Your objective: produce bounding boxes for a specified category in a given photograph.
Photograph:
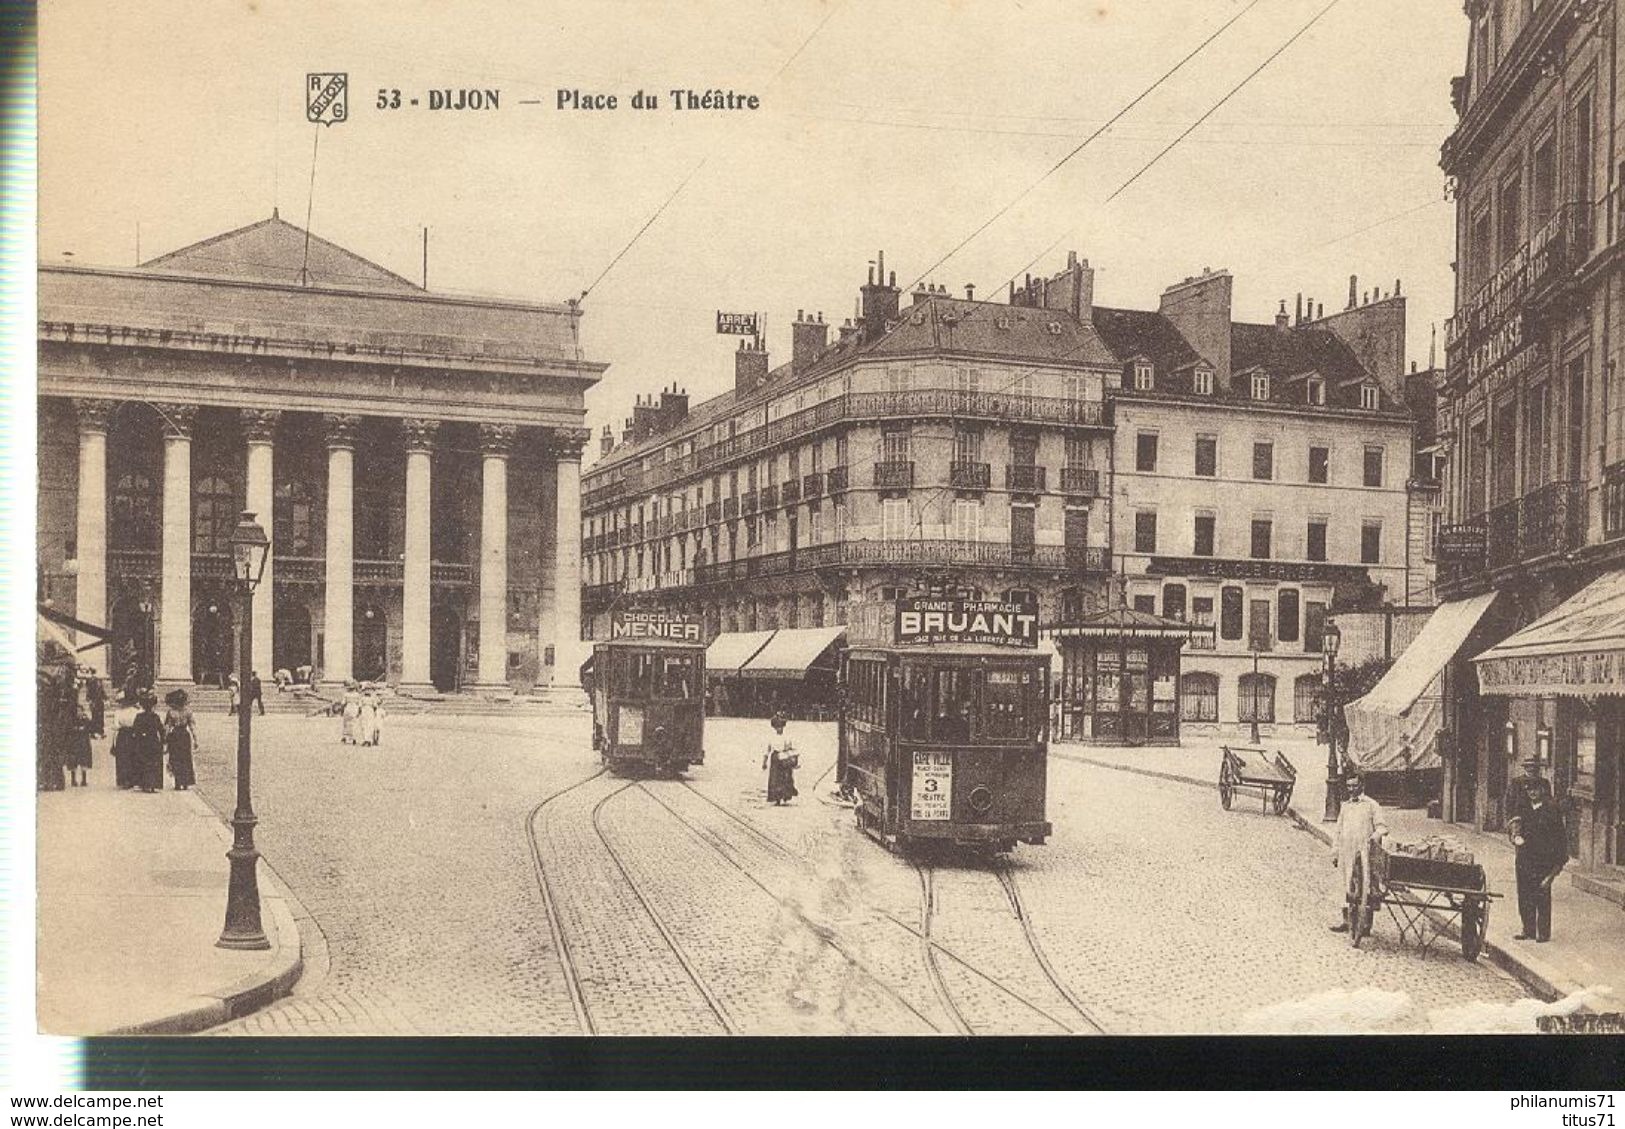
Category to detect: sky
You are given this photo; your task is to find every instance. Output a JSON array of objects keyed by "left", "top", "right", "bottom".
[{"left": 39, "top": 0, "right": 1468, "bottom": 463}]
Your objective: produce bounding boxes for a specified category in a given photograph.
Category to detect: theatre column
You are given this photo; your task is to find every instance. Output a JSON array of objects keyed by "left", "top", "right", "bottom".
[
  {"left": 551, "top": 427, "right": 591, "bottom": 691},
  {"left": 73, "top": 399, "right": 113, "bottom": 674},
  {"left": 476, "top": 423, "right": 516, "bottom": 692},
  {"left": 399, "top": 418, "right": 439, "bottom": 693},
  {"left": 323, "top": 414, "right": 360, "bottom": 685},
  {"left": 243, "top": 409, "right": 279, "bottom": 679},
  {"left": 157, "top": 404, "right": 197, "bottom": 684}
]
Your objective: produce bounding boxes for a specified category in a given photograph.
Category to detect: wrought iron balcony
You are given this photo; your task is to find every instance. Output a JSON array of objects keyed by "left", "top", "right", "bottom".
[
  {"left": 1064, "top": 545, "right": 1112, "bottom": 573},
  {"left": 1487, "top": 500, "right": 1521, "bottom": 573},
  {"left": 803, "top": 472, "right": 824, "bottom": 500},
  {"left": 1606, "top": 461, "right": 1625, "bottom": 541},
  {"left": 1519, "top": 480, "right": 1588, "bottom": 563},
  {"left": 874, "top": 461, "right": 914, "bottom": 489},
  {"left": 950, "top": 461, "right": 991, "bottom": 489},
  {"left": 781, "top": 479, "right": 801, "bottom": 504},
  {"left": 1006, "top": 464, "right": 1046, "bottom": 492},
  {"left": 827, "top": 465, "right": 849, "bottom": 493},
  {"left": 1059, "top": 466, "right": 1101, "bottom": 496},
  {"left": 583, "top": 579, "right": 625, "bottom": 613}
]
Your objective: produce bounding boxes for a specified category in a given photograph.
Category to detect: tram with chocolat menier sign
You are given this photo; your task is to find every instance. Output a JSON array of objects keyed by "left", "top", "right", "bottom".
[
  {"left": 585, "top": 611, "right": 706, "bottom": 777},
  {"left": 838, "top": 596, "right": 1052, "bottom": 852}
]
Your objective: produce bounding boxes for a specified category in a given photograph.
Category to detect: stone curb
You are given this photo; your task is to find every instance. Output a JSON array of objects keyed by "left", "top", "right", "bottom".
[
  {"left": 1058, "top": 752, "right": 1586, "bottom": 1006},
  {"left": 105, "top": 789, "right": 306, "bottom": 1036}
]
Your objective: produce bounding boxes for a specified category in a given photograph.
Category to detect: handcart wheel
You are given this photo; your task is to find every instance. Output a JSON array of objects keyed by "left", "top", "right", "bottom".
[
  {"left": 1460, "top": 899, "right": 1486, "bottom": 962},
  {"left": 1348, "top": 856, "right": 1367, "bottom": 948},
  {"left": 1272, "top": 785, "right": 1292, "bottom": 816},
  {"left": 1219, "top": 764, "right": 1235, "bottom": 810}
]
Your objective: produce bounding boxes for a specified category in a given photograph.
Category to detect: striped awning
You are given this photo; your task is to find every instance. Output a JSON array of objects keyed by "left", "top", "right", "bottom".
[{"left": 1474, "top": 570, "right": 1625, "bottom": 697}]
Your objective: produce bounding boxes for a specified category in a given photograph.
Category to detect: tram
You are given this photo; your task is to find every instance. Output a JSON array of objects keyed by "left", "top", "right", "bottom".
[
  {"left": 838, "top": 595, "right": 1052, "bottom": 851},
  {"left": 585, "top": 611, "right": 706, "bottom": 777}
]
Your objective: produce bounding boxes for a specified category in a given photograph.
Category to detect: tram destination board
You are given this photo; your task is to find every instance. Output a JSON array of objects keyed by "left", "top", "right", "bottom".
[
  {"left": 610, "top": 610, "right": 702, "bottom": 642},
  {"left": 911, "top": 750, "right": 953, "bottom": 820},
  {"left": 895, "top": 598, "right": 1039, "bottom": 649}
]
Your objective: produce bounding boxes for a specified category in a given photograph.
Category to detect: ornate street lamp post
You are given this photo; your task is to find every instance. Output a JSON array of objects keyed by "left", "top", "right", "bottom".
[
  {"left": 1322, "top": 620, "right": 1344, "bottom": 823},
  {"left": 218, "top": 511, "right": 271, "bottom": 950}
]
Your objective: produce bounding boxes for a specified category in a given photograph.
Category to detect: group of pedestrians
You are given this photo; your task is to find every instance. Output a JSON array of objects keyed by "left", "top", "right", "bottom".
[
  {"left": 107, "top": 687, "right": 198, "bottom": 793},
  {"left": 225, "top": 672, "right": 265, "bottom": 716},
  {"left": 36, "top": 646, "right": 105, "bottom": 791},
  {"left": 338, "top": 681, "right": 386, "bottom": 747}
]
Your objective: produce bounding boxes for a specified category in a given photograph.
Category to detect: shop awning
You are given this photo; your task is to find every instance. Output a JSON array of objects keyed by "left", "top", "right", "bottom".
[
  {"left": 1473, "top": 570, "right": 1625, "bottom": 697},
  {"left": 739, "top": 626, "right": 845, "bottom": 680},
  {"left": 1049, "top": 606, "right": 1214, "bottom": 641},
  {"left": 37, "top": 603, "right": 114, "bottom": 655},
  {"left": 1343, "top": 592, "right": 1497, "bottom": 773},
  {"left": 705, "top": 629, "right": 776, "bottom": 676}
]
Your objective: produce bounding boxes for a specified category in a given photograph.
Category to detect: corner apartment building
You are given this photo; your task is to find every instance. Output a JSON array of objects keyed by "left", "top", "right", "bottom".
[
  {"left": 580, "top": 253, "right": 1120, "bottom": 639},
  {"left": 1097, "top": 270, "right": 1427, "bottom": 737},
  {"left": 1434, "top": 0, "right": 1625, "bottom": 881}
]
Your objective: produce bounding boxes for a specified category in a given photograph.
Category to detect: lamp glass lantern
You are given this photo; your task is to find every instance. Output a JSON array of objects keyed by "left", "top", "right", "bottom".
[
  {"left": 1324, "top": 620, "right": 1341, "bottom": 662},
  {"left": 229, "top": 511, "right": 271, "bottom": 592}
]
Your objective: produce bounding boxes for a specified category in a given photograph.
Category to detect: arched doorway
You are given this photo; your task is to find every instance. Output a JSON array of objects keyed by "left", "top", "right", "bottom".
[
  {"left": 274, "top": 598, "right": 313, "bottom": 674},
  {"left": 108, "top": 593, "right": 155, "bottom": 692},
  {"left": 431, "top": 603, "right": 462, "bottom": 692},
  {"left": 192, "top": 594, "right": 234, "bottom": 687},
  {"left": 354, "top": 600, "right": 388, "bottom": 683}
]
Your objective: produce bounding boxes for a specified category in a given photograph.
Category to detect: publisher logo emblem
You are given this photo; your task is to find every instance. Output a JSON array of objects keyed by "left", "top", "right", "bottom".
[{"left": 306, "top": 73, "right": 348, "bottom": 125}]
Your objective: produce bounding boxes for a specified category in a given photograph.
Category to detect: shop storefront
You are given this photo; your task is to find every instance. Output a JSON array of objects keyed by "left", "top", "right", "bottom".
[{"left": 1472, "top": 569, "right": 1625, "bottom": 875}]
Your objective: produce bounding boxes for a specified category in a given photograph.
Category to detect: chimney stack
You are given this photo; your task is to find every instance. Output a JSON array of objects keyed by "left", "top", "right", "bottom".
[
  {"left": 792, "top": 308, "right": 830, "bottom": 375},
  {"left": 1347, "top": 274, "right": 1358, "bottom": 311},
  {"left": 599, "top": 424, "right": 613, "bottom": 457},
  {"left": 1275, "top": 300, "right": 1290, "bottom": 331},
  {"left": 1295, "top": 292, "right": 1304, "bottom": 325},
  {"left": 859, "top": 250, "right": 901, "bottom": 342},
  {"left": 965, "top": 283, "right": 976, "bottom": 301},
  {"left": 735, "top": 335, "right": 770, "bottom": 396}
]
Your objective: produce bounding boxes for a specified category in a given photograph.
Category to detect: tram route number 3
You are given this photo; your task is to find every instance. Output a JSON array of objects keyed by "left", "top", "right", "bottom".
[{"left": 911, "top": 751, "right": 953, "bottom": 821}]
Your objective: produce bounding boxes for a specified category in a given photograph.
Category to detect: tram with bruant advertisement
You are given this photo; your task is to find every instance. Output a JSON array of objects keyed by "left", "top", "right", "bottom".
[
  {"left": 838, "top": 595, "right": 1052, "bottom": 852},
  {"left": 584, "top": 611, "right": 706, "bottom": 777}
]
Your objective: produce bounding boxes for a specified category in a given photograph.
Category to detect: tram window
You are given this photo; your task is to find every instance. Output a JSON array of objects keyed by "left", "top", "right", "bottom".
[
  {"left": 982, "top": 667, "right": 1036, "bottom": 741},
  {"left": 659, "top": 655, "right": 696, "bottom": 699},
  {"left": 933, "top": 668, "right": 972, "bottom": 743},
  {"left": 898, "top": 665, "right": 932, "bottom": 740}
]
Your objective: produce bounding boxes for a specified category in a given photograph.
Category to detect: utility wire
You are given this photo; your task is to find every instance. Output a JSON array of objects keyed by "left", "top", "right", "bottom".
[
  {"left": 905, "top": 0, "right": 1264, "bottom": 292},
  {"left": 1001, "top": 0, "right": 1344, "bottom": 294},
  {"left": 1104, "top": 0, "right": 1342, "bottom": 204},
  {"left": 579, "top": 160, "right": 707, "bottom": 302}
]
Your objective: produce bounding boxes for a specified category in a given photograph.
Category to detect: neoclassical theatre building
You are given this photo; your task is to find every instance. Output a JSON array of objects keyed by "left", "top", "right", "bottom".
[{"left": 37, "top": 215, "right": 603, "bottom": 694}]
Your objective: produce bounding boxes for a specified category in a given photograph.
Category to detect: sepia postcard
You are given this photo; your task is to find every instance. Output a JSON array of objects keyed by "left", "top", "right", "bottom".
[{"left": 28, "top": 0, "right": 1625, "bottom": 1057}]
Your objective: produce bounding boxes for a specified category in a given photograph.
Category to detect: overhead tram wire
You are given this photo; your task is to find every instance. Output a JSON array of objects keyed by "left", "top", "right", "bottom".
[
  {"left": 903, "top": 0, "right": 1265, "bottom": 293},
  {"left": 574, "top": 4, "right": 844, "bottom": 304},
  {"left": 998, "top": 0, "right": 1345, "bottom": 302},
  {"left": 1102, "top": 0, "right": 1342, "bottom": 205}
]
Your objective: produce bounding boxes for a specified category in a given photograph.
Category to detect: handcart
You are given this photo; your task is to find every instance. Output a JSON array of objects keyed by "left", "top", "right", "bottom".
[
  {"left": 1348, "top": 840, "right": 1500, "bottom": 961},
  {"left": 1218, "top": 745, "right": 1297, "bottom": 816}
]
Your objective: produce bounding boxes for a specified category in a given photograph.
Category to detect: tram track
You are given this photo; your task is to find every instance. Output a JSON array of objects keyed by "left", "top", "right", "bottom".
[
  {"left": 523, "top": 766, "right": 606, "bottom": 1035},
  {"left": 526, "top": 766, "right": 736, "bottom": 1035},
  {"left": 676, "top": 777, "right": 1107, "bottom": 1034}
]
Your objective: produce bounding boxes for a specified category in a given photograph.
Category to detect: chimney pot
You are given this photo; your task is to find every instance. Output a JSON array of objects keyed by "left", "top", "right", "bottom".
[
  {"left": 1348, "top": 274, "right": 1358, "bottom": 310},
  {"left": 1395, "top": 278, "right": 1402, "bottom": 295},
  {"left": 965, "top": 283, "right": 975, "bottom": 301},
  {"left": 1317, "top": 302, "right": 1324, "bottom": 319}
]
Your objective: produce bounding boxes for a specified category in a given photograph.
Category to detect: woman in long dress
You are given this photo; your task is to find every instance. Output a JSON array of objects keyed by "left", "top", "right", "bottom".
[
  {"left": 63, "top": 671, "right": 95, "bottom": 787},
  {"left": 357, "top": 692, "right": 378, "bottom": 747},
  {"left": 130, "top": 691, "right": 166, "bottom": 793},
  {"left": 110, "top": 692, "right": 140, "bottom": 789},
  {"left": 340, "top": 682, "right": 362, "bottom": 744},
  {"left": 163, "top": 688, "right": 197, "bottom": 790}
]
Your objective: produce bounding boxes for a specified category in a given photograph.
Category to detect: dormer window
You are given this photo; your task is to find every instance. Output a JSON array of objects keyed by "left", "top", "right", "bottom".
[
  {"left": 1193, "top": 368, "right": 1214, "bottom": 396},
  {"left": 1251, "top": 373, "right": 1270, "bottom": 401},
  {"left": 1134, "top": 361, "right": 1154, "bottom": 391},
  {"left": 1306, "top": 377, "right": 1325, "bottom": 406},
  {"left": 1360, "top": 383, "right": 1380, "bottom": 410}
]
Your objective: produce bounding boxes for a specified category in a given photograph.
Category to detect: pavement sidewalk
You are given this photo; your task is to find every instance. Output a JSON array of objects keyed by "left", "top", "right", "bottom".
[
  {"left": 36, "top": 760, "right": 303, "bottom": 1035},
  {"left": 1056, "top": 738, "right": 1624, "bottom": 1012}
]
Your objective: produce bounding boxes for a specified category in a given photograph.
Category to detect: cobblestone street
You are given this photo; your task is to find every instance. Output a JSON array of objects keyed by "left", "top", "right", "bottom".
[{"left": 190, "top": 713, "right": 1528, "bottom": 1035}]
